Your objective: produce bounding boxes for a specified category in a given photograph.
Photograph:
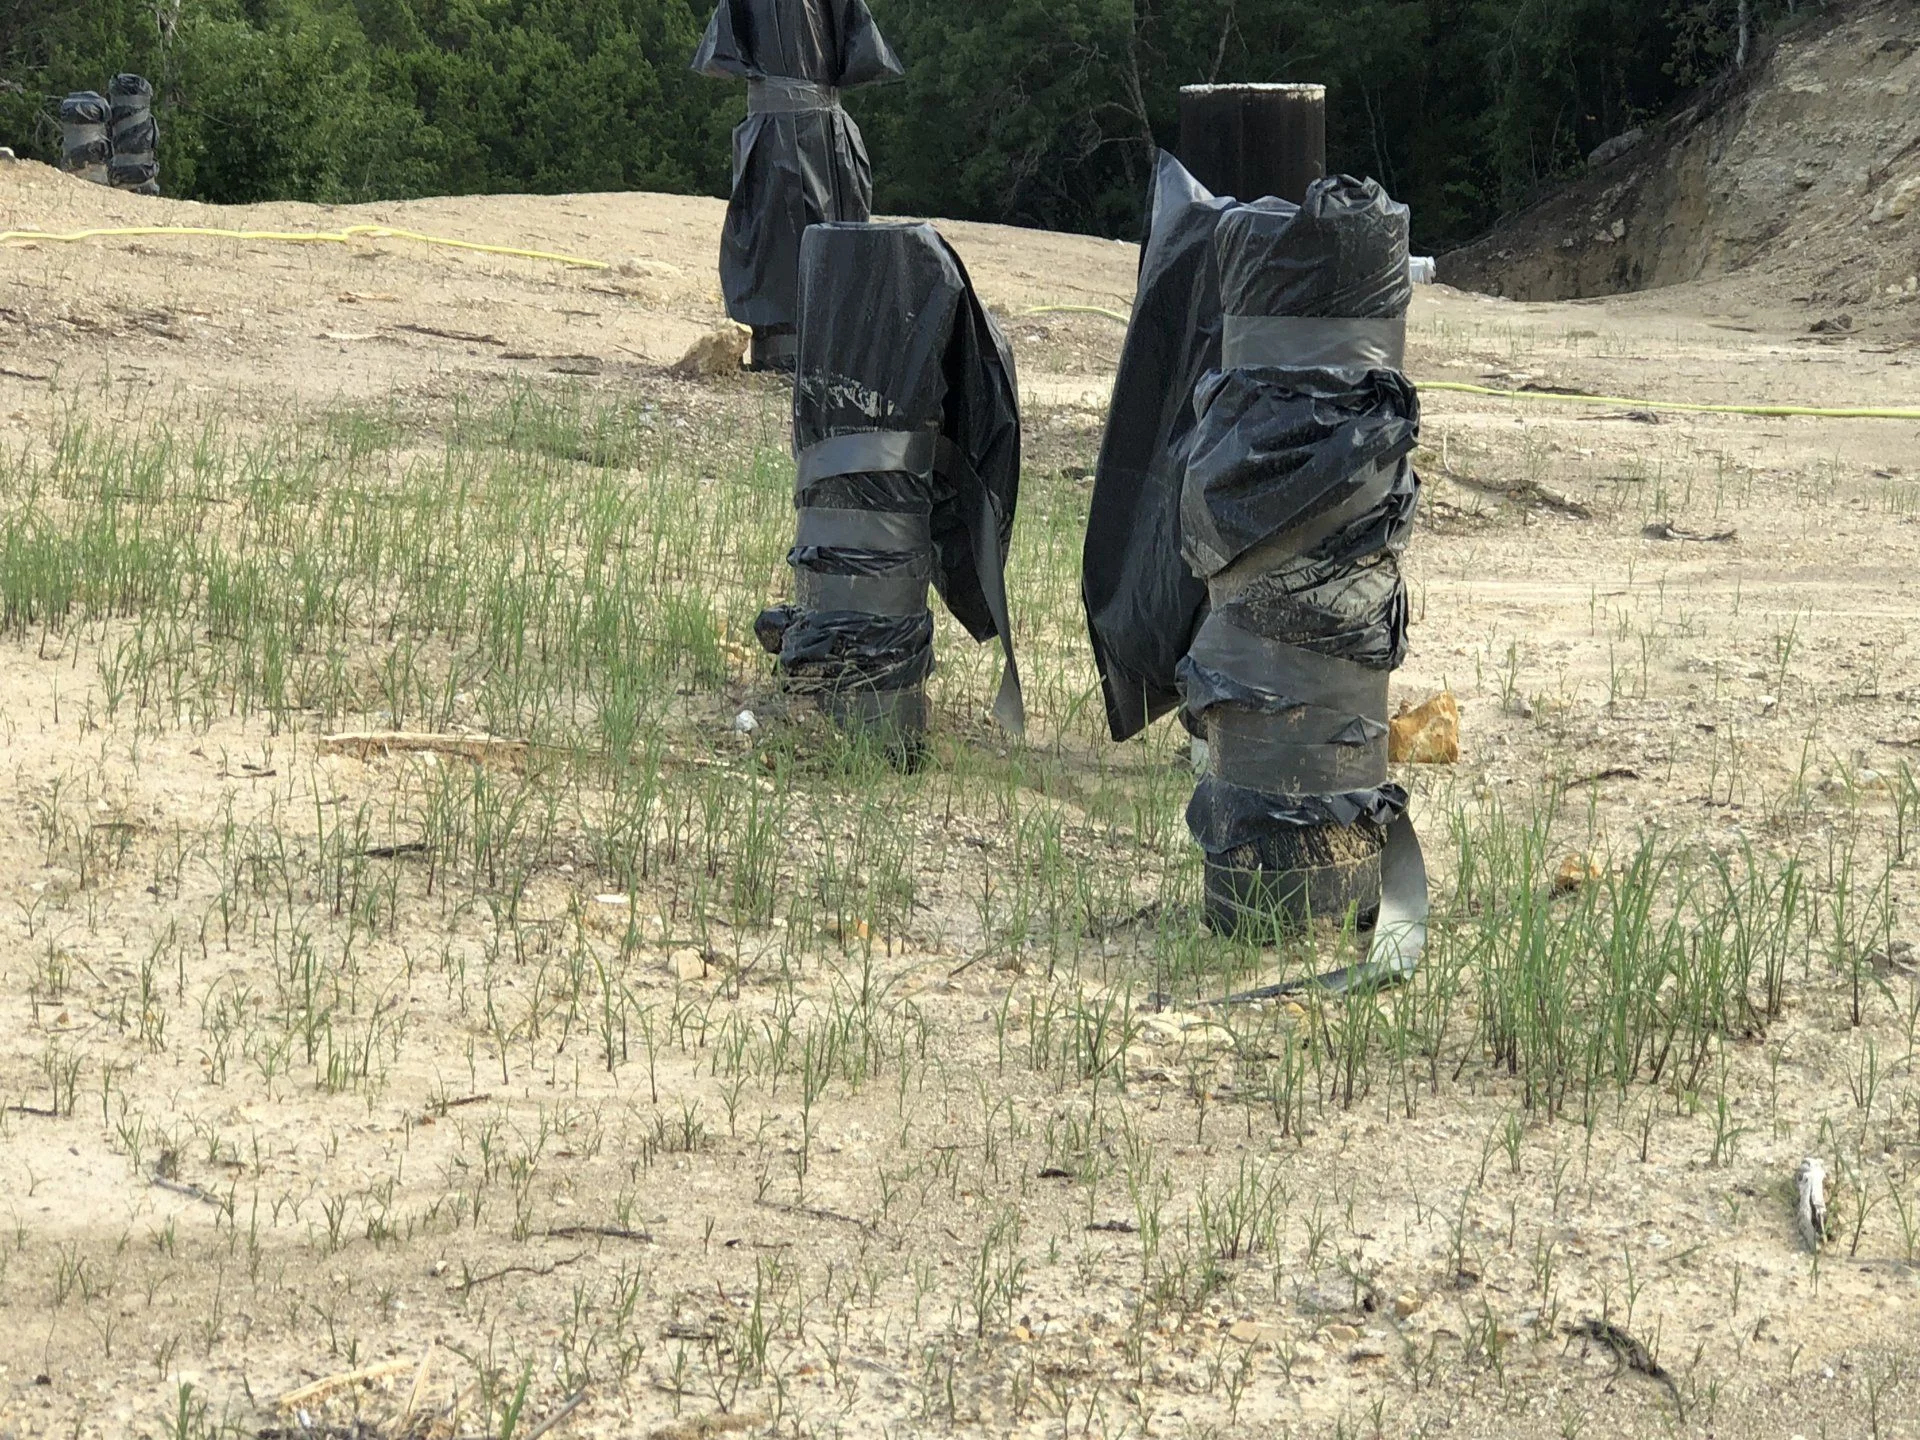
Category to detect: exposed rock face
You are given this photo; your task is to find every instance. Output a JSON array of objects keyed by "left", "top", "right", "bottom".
[{"left": 1442, "top": 2, "right": 1920, "bottom": 319}]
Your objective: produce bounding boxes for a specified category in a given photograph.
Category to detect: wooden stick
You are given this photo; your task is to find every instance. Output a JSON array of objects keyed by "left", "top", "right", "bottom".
[
  {"left": 277, "top": 1358, "right": 414, "bottom": 1409},
  {"left": 318, "top": 732, "right": 531, "bottom": 767}
]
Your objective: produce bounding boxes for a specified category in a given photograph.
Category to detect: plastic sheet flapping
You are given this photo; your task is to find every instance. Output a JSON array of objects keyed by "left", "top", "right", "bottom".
[
  {"left": 1082, "top": 152, "right": 1231, "bottom": 741},
  {"left": 778, "top": 221, "right": 1025, "bottom": 732},
  {"left": 693, "top": 0, "right": 904, "bottom": 333}
]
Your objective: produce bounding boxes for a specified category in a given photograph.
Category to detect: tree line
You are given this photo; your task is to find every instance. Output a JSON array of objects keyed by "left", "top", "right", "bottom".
[{"left": 0, "top": 0, "right": 1819, "bottom": 252}]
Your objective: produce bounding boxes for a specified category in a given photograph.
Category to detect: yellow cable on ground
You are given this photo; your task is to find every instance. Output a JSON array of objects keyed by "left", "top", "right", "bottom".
[
  {"left": 0, "top": 222, "right": 611, "bottom": 271},
  {"left": 1024, "top": 304, "right": 1135, "bottom": 326}
]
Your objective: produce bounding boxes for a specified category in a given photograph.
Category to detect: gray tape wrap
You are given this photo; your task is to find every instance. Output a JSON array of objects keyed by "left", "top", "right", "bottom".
[
  {"left": 1222, "top": 316, "right": 1407, "bottom": 373},
  {"left": 748, "top": 79, "right": 843, "bottom": 115},
  {"left": 1185, "top": 611, "right": 1388, "bottom": 725},
  {"left": 795, "top": 507, "right": 931, "bottom": 553},
  {"left": 1207, "top": 708, "right": 1388, "bottom": 794},
  {"left": 795, "top": 430, "right": 937, "bottom": 492},
  {"left": 797, "top": 563, "right": 930, "bottom": 617}
]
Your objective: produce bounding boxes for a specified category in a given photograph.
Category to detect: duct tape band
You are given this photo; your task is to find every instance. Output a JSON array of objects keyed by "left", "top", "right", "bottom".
[
  {"left": 795, "top": 430, "right": 937, "bottom": 492},
  {"left": 1184, "top": 610, "right": 1387, "bottom": 725},
  {"left": 61, "top": 127, "right": 110, "bottom": 165},
  {"left": 799, "top": 572, "right": 929, "bottom": 616},
  {"left": 795, "top": 507, "right": 931, "bottom": 553},
  {"left": 1222, "top": 316, "right": 1407, "bottom": 373},
  {"left": 1202, "top": 816, "right": 1428, "bottom": 1000},
  {"left": 1208, "top": 460, "right": 1402, "bottom": 596},
  {"left": 749, "top": 79, "right": 843, "bottom": 115},
  {"left": 1206, "top": 707, "right": 1388, "bottom": 794},
  {"left": 935, "top": 437, "right": 1026, "bottom": 738}
]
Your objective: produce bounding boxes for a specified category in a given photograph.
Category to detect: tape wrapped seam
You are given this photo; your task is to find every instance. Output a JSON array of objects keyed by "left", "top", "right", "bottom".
[
  {"left": 1188, "top": 776, "right": 1408, "bottom": 858},
  {"left": 755, "top": 606, "right": 933, "bottom": 694},
  {"left": 749, "top": 78, "right": 843, "bottom": 114}
]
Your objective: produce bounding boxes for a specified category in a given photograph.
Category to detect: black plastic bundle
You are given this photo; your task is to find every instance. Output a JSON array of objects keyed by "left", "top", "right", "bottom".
[
  {"left": 59, "top": 93, "right": 111, "bottom": 184},
  {"left": 692, "top": 0, "right": 904, "bottom": 370},
  {"left": 108, "top": 74, "right": 159, "bottom": 194},
  {"left": 1178, "top": 174, "right": 1420, "bottom": 936},
  {"left": 757, "top": 221, "right": 1024, "bottom": 751}
]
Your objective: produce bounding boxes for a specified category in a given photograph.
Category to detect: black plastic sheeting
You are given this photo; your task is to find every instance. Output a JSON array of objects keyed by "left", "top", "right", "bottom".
[
  {"left": 1178, "top": 172, "right": 1419, "bottom": 867},
  {"left": 1082, "top": 152, "right": 1229, "bottom": 741},
  {"left": 1214, "top": 185, "right": 1410, "bottom": 320},
  {"left": 59, "top": 93, "right": 111, "bottom": 171},
  {"left": 761, "top": 220, "right": 1024, "bottom": 731},
  {"left": 1188, "top": 777, "right": 1407, "bottom": 856},
  {"left": 693, "top": 0, "right": 903, "bottom": 334},
  {"left": 107, "top": 74, "right": 159, "bottom": 193},
  {"left": 755, "top": 606, "right": 934, "bottom": 694}
]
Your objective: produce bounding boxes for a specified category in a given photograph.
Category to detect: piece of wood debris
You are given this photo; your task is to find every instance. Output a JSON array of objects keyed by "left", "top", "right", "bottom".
[
  {"left": 318, "top": 732, "right": 530, "bottom": 767},
  {"left": 1642, "top": 521, "right": 1737, "bottom": 543},
  {"left": 277, "top": 1359, "right": 416, "bottom": 1409},
  {"left": 1571, "top": 1318, "right": 1682, "bottom": 1412},
  {"left": 650, "top": 1413, "right": 767, "bottom": 1440},
  {"left": 393, "top": 322, "right": 506, "bottom": 346}
]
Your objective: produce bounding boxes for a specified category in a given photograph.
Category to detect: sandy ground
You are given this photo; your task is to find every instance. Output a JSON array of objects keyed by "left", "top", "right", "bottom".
[{"left": 2, "top": 158, "right": 1920, "bottom": 1439}]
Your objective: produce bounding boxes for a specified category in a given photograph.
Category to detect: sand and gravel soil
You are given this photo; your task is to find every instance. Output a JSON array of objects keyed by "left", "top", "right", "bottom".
[{"left": 2, "top": 157, "right": 1919, "bottom": 1439}]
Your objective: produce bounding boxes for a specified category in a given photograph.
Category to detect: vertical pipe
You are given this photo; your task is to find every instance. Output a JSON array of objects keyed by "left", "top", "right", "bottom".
[
  {"left": 58, "top": 93, "right": 112, "bottom": 187},
  {"left": 1177, "top": 83, "right": 1326, "bottom": 204},
  {"left": 107, "top": 75, "right": 160, "bottom": 195}
]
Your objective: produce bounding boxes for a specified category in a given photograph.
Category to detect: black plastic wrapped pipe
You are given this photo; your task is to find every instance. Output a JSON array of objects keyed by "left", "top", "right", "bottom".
[
  {"left": 692, "top": 0, "right": 904, "bottom": 371},
  {"left": 1177, "top": 83, "right": 1326, "bottom": 208},
  {"left": 757, "top": 221, "right": 1025, "bottom": 755},
  {"left": 59, "top": 93, "right": 111, "bottom": 186},
  {"left": 107, "top": 75, "right": 159, "bottom": 195},
  {"left": 1178, "top": 175, "right": 1420, "bottom": 941}
]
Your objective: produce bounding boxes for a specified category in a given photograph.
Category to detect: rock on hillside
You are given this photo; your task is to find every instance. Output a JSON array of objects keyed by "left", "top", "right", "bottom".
[{"left": 1442, "top": 0, "right": 1920, "bottom": 325}]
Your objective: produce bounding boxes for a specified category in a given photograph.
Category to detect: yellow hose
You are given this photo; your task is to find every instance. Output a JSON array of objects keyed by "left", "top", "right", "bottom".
[
  {"left": 5, "top": 226, "right": 1914, "bottom": 420},
  {"left": 0, "top": 222, "right": 611, "bottom": 271}
]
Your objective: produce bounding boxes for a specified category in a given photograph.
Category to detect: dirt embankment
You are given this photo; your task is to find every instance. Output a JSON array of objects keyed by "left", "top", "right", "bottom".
[{"left": 1442, "top": 0, "right": 1920, "bottom": 332}]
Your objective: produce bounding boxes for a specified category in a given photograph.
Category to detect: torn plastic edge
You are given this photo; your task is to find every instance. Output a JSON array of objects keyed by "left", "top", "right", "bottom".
[{"left": 936, "top": 437, "right": 1025, "bottom": 739}]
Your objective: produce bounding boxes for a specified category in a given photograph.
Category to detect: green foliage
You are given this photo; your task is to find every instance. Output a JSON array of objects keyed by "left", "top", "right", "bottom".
[
  {"left": 0, "top": 0, "right": 734, "bottom": 205},
  {"left": 0, "top": 0, "right": 1818, "bottom": 248}
]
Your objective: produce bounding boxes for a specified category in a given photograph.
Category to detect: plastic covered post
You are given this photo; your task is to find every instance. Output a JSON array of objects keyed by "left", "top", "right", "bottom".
[
  {"left": 1177, "top": 83, "right": 1326, "bottom": 206},
  {"left": 691, "top": 2, "right": 906, "bottom": 368},
  {"left": 58, "top": 93, "right": 111, "bottom": 187},
  {"left": 757, "top": 221, "right": 1026, "bottom": 760},
  {"left": 1176, "top": 176, "right": 1419, "bottom": 938},
  {"left": 107, "top": 75, "right": 159, "bottom": 195}
]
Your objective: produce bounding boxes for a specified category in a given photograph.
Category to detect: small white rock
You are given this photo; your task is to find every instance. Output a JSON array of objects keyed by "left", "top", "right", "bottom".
[{"left": 732, "top": 709, "right": 760, "bottom": 735}]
